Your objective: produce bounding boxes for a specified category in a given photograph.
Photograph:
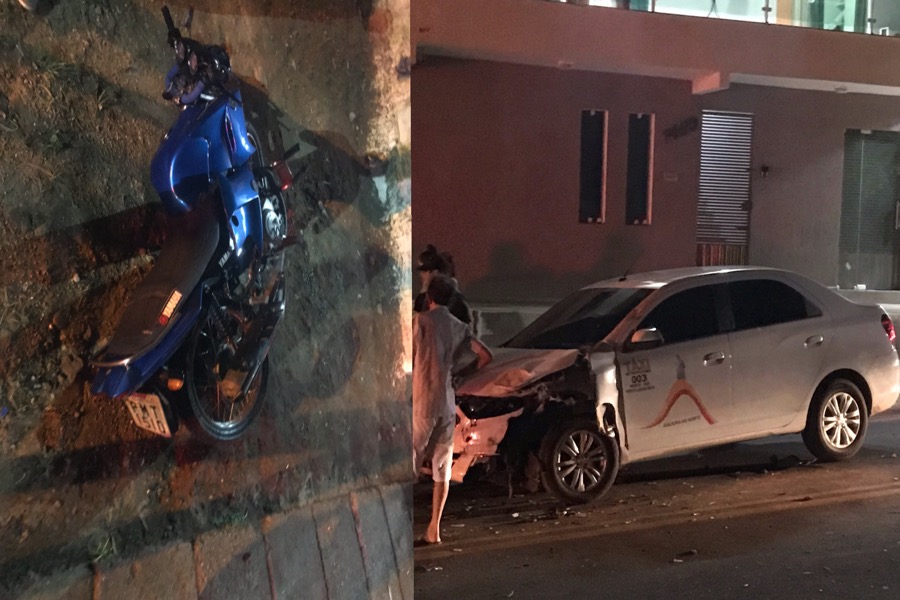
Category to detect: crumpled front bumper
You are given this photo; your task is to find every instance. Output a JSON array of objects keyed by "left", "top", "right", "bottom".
[{"left": 450, "top": 405, "right": 524, "bottom": 482}]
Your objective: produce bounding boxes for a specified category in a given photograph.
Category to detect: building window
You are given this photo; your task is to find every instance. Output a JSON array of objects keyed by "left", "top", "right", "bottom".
[
  {"left": 579, "top": 109, "right": 608, "bottom": 223},
  {"left": 626, "top": 113, "right": 654, "bottom": 225}
]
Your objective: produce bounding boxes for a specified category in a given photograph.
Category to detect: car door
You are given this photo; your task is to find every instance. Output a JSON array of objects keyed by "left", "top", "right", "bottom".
[
  {"left": 725, "top": 278, "right": 830, "bottom": 431},
  {"left": 620, "top": 283, "right": 734, "bottom": 457}
]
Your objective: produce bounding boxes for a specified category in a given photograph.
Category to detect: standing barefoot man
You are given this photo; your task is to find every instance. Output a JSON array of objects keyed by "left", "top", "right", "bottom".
[{"left": 413, "top": 274, "right": 492, "bottom": 544}]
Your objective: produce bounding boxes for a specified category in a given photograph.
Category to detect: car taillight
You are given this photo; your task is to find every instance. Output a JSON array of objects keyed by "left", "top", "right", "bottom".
[{"left": 882, "top": 314, "right": 896, "bottom": 343}]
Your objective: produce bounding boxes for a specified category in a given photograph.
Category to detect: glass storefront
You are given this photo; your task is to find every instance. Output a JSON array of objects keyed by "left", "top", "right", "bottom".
[{"left": 562, "top": 1, "right": 884, "bottom": 34}]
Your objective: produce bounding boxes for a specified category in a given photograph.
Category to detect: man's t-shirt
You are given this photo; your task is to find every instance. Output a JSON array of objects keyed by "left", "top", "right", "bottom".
[
  {"left": 414, "top": 289, "right": 472, "bottom": 325},
  {"left": 412, "top": 305, "right": 472, "bottom": 420}
]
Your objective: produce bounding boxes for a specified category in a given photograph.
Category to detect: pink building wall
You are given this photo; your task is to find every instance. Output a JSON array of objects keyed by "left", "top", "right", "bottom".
[{"left": 412, "top": 57, "right": 701, "bottom": 303}]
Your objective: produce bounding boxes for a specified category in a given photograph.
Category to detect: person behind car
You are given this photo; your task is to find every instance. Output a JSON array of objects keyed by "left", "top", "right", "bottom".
[
  {"left": 414, "top": 244, "right": 472, "bottom": 327},
  {"left": 413, "top": 274, "right": 492, "bottom": 544}
]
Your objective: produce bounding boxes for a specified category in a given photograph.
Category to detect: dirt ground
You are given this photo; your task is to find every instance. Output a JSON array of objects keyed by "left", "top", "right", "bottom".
[{"left": 0, "top": 0, "right": 410, "bottom": 594}]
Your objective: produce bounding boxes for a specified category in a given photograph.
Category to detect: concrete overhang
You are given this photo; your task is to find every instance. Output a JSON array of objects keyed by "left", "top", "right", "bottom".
[{"left": 413, "top": 0, "right": 900, "bottom": 96}]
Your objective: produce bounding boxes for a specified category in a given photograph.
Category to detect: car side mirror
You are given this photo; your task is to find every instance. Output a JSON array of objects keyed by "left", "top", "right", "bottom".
[{"left": 628, "top": 328, "right": 664, "bottom": 351}]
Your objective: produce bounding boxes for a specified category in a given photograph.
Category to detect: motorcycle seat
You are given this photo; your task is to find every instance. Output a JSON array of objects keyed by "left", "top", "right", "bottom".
[{"left": 99, "top": 200, "right": 221, "bottom": 363}]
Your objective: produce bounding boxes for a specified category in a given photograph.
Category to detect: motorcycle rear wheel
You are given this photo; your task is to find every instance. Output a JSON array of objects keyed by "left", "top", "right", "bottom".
[{"left": 183, "top": 308, "right": 269, "bottom": 442}]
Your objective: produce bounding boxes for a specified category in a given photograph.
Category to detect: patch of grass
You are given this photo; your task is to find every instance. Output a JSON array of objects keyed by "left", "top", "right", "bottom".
[
  {"left": 23, "top": 161, "right": 59, "bottom": 183},
  {"left": 39, "top": 129, "right": 67, "bottom": 154},
  {"left": 96, "top": 86, "right": 119, "bottom": 112},
  {"left": 32, "top": 53, "right": 75, "bottom": 83},
  {"left": 89, "top": 533, "right": 118, "bottom": 564},
  {"left": 208, "top": 508, "right": 249, "bottom": 529}
]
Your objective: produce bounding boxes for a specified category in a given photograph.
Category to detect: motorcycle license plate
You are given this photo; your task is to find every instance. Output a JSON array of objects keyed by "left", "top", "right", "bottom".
[{"left": 124, "top": 393, "right": 171, "bottom": 438}]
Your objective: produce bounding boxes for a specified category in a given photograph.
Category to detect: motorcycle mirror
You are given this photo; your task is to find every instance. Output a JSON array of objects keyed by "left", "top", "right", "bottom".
[{"left": 183, "top": 7, "right": 194, "bottom": 35}]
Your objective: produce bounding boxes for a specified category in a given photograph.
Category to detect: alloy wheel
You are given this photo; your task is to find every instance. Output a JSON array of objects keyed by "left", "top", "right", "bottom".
[
  {"left": 555, "top": 429, "right": 608, "bottom": 493},
  {"left": 821, "top": 391, "right": 861, "bottom": 450}
]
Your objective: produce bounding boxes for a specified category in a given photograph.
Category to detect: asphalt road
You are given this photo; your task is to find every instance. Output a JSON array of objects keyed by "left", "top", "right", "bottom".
[{"left": 413, "top": 407, "right": 900, "bottom": 600}]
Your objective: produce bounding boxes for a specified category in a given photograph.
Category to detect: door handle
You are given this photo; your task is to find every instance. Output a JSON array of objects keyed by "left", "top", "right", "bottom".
[
  {"left": 805, "top": 335, "right": 824, "bottom": 348},
  {"left": 703, "top": 351, "right": 725, "bottom": 365}
]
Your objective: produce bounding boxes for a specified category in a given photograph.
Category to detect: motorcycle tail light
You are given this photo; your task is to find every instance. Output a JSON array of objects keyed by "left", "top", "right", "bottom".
[
  {"left": 167, "top": 378, "right": 184, "bottom": 391},
  {"left": 272, "top": 161, "right": 293, "bottom": 190},
  {"left": 882, "top": 314, "right": 896, "bottom": 343}
]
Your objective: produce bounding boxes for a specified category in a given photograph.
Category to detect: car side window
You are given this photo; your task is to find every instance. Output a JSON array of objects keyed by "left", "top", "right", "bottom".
[
  {"left": 728, "top": 279, "right": 821, "bottom": 331},
  {"left": 638, "top": 285, "right": 720, "bottom": 345}
]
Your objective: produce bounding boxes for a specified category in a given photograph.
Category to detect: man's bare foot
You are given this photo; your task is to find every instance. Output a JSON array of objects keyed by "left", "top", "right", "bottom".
[{"left": 424, "top": 524, "right": 441, "bottom": 544}]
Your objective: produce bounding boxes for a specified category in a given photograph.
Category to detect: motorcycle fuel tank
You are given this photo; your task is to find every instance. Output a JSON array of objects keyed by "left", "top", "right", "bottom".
[{"left": 150, "top": 90, "right": 255, "bottom": 213}]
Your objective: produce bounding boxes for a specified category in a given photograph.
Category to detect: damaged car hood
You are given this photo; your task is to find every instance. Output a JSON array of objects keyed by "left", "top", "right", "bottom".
[{"left": 457, "top": 347, "right": 581, "bottom": 397}]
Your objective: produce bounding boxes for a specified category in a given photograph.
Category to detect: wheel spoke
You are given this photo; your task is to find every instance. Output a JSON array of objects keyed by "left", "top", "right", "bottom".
[
  {"left": 843, "top": 423, "right": 857, "bottom": 445},
  {"left": 828, "top": 423, "right": 841, "bottom": 445},
  {"left": 584, "top": 446, "right": 606, "bottom": 461},
  {"left": 215, "top": 385, "right": 223, "bottom": 422},
  {"left": 580, "top": 432, "right": 594, "bottom": 454},
  {"left": 583, "top": 466, "right": 602, "bottom": 486},
  {"left": 843, "top": 394, "right": 856, "bottom": 415}
]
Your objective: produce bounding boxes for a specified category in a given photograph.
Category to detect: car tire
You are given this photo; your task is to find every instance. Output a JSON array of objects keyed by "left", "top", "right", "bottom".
[
  {"left": 802, "top": 378, "right": 868, "bottom": 462},
  {"left": 539, "top": 418, "right": 619, "bottom": 504}
]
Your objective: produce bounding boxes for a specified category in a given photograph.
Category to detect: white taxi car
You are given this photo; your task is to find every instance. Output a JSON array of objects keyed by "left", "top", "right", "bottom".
[{"left": 452, "top": 267, "right": 900, "bottom": 503}]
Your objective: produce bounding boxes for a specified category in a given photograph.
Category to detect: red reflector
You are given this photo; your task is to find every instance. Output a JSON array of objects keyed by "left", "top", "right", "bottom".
[
  {"left": 882, "top": 314, "right": 895, "bottom": 343},
  {"left": 158, "top": 315, "right": 170, "bottom": 326},
  {"left": 273, "top": 161, "right": 293, "bottom": 190}
]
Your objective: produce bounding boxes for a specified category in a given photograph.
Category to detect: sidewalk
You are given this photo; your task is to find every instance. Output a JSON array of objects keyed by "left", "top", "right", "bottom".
[{"left": 15, "top": 483, "right": 413, "bottom": 600}]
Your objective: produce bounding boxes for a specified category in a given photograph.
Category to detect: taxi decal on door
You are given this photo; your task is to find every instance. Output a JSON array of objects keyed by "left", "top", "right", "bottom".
[{"left": 623, "top": 357, "right": 655, "bottom": 393}]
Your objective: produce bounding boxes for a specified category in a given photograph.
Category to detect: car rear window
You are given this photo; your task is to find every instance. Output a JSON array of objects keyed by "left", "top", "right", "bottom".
[{"left": 504, "top": 288, "right": 652, "bottom": 349}]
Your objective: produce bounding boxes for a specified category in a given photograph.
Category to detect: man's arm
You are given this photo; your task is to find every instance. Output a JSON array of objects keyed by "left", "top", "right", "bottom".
[
  {"left": 411, "top": 313, "right": 421, "bottom": 368},
  {"left": 470, "top": 337, "right": 492, "bottom": 369}
]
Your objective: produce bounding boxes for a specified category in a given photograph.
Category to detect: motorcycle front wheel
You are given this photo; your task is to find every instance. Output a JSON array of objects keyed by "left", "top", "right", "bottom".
[{"left": 183, "top": 308, "right": 269, "bottom": 442}]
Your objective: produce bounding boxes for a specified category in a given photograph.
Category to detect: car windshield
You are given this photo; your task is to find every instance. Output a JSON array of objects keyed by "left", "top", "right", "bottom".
[{"left": 504, "top": 287, "right": 653, "bottom": 349}]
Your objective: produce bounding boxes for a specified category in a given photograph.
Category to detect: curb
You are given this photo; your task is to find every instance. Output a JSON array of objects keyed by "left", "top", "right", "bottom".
[{"left": 15, "top": 483, "right": 412, "bottom": 600}]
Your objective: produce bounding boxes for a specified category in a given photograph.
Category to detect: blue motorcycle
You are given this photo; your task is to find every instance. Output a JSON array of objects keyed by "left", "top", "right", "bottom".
[{"left": 91, "top": 6, "right": 296, "bottom": 442}]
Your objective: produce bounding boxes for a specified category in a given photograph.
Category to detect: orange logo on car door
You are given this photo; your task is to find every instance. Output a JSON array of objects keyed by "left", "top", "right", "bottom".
[{"left": 643, "top": 354, "right": 716, "bottom": 429}]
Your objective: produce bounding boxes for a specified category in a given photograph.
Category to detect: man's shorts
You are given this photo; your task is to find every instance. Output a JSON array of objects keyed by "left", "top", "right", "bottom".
[{"left": 413, "top": 413, "right": 454, "bottom": 483}]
